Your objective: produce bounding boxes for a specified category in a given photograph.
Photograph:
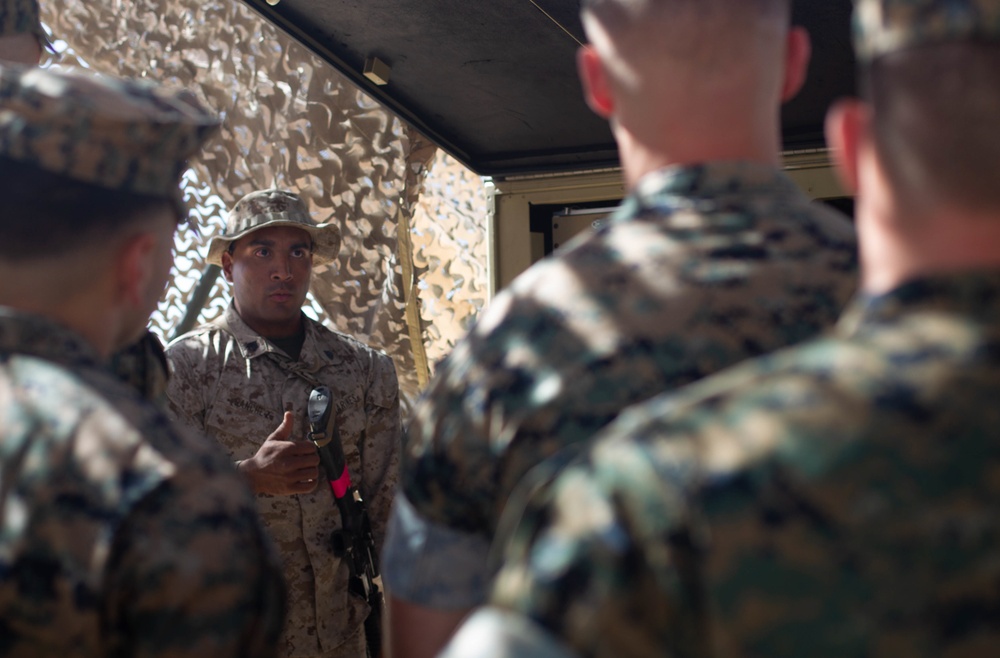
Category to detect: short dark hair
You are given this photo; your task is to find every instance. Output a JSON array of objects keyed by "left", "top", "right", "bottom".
[
  {"left": 580, "top": 0, "right": 790, "bottom": 23},
  {"left": 864, "top": 42, "right": 1000, "bottom": 213},
  {"left": 0, "top": 157, "right": 179, "bottom": 259}
]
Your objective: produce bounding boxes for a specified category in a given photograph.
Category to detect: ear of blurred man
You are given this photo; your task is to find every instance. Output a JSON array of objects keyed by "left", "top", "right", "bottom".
[
  {"left": 825, "top": 98, "right": 870, "bottom": 198},
  {"left": 780, "top": 26, "right": 811, "bottom": 103},
  {"left": 577, "top": 44, "right": 615, "bottom": 119}
]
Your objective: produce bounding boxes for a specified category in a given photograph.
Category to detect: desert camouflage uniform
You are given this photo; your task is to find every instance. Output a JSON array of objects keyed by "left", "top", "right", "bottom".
[
  {"left": 166, "top": 303, "right": 401, "bottom": 658},
  {"left": 0, "top": 308, "right": 286, "bottom": 658},
  {"left": 473, "top": 271, "right": 1000, "bottom": 658},
  {"left": 384, "top": 161, "right": 857, "bottom": 607}
]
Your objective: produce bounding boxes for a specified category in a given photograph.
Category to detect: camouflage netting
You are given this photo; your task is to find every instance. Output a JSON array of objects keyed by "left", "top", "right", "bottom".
[{"left": 40, "top": 0, "right": 490, "bottom": 414}]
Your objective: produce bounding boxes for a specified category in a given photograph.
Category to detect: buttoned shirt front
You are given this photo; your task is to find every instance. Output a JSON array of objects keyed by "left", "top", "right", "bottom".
[{"left": 166, "top": 303, "right": 401, "bottom": 658}]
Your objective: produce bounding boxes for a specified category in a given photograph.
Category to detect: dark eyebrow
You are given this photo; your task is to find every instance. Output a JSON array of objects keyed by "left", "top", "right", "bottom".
[{"left": 248, "top": 239, "right": 311, "bottom": 250}]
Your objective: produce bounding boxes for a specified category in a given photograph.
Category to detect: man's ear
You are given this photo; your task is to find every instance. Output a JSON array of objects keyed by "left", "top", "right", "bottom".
[
  {"left": 116, "top": 232, "right": 157, "bottom": 307},
  {"left": 221, "top": 249, "right": 235, "bottom": 283},
  {"left": 825, "top": 98, "right": 869, "bottom": 196},
  {"left": 577, "top": 45, "right": 615, "bottom": 118},
  {"left": 780, "top": 26, "right": 812, "bottom": 103}
]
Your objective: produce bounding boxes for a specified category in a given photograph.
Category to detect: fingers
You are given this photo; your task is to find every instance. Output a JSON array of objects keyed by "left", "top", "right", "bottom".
[{"left": 265, "top": 411, "right": 295, "bottom": 442}]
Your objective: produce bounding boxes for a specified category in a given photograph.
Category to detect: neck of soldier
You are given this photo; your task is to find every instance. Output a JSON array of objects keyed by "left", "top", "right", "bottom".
[
  {"left": 857, "top": 174, "right": 1000, "bottom": 295},
  {"left": 0, "top": 255, "right": 121, "bottom": 359},
  {"left": 236, "top": 304, "right": 306, "bottom": 341},
  {"left": 613, "top": 103, "right": 782, "bottom": 191}
]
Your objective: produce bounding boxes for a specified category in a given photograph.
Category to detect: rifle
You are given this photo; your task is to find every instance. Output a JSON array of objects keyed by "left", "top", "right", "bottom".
[{"left": 307, "top": 386, "right": 383, "bottom": 658}]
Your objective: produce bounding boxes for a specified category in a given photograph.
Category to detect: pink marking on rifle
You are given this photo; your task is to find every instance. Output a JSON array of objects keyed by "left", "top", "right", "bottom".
[{"left": 330, "top": 465, "right": 351, "bottom": 498}]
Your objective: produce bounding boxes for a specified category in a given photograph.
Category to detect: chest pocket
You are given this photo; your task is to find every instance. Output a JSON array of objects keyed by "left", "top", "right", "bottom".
[{"left": 204, "top": 393, "right": 280, "bottom": 462}]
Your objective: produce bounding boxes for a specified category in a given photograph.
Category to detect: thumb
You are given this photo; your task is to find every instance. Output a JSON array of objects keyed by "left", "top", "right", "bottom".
[{"left": 265, "top": 410, "right": 295, "bottom": 442}]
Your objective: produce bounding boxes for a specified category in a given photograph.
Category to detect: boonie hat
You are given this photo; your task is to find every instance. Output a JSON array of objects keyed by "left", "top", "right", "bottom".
[
  {"left": 1, "top": 0, "right": 55, "bottom": 55},
  {"left": 0, "top": 64, "right": 219, "bottom": 212},
  {"left": 854, "top": 0, "right": 1000, "bottom": 62},
  {"left": 207, "top": 189, "right": 341, "bottom": 266}
]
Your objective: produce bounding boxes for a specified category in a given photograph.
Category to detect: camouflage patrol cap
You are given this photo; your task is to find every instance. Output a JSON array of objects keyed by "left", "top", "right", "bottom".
[
  {"left": 207, "top": 189, "right": 341, "bottom": 266},
  {"left": 855, "top": 0, "right": 1000, "bottom": 62},
  {"left": 0, "top": 0, "right": 53, "bottom": 55},
  {"left": 0, "top": 65, "right": 219, "bottom": 211}
]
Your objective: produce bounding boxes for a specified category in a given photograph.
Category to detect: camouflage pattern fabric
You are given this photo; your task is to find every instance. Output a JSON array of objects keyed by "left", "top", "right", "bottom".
[
  {"left": 207, "top": 189, "right": 341, "bottom": 267},
  {"left": 165, "top": 303, "right": 401, "bottom": 658},
  {"left": 0, "top": 307, "right": 286, "bottom": 658},
  {"left": 384, "top": 161, "right": 858, "bottom": 607},
  {"left": 854, "top": 0, "right": 1000, "bottom": 61},
  {"left": 484, "top": 271, "right": 1000, "bottom": 658},
  {"left": 108, "top": 329, "right": 170, "bottom": 405},
  {"left": 0, "top": 0, "right": 40, "bottom": 37},
  {"left": 0, "top": 66, "right": 218, "bottom": 201}
]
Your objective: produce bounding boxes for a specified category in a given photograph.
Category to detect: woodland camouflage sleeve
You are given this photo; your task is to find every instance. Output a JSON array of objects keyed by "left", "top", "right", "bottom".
[{"left": 101, "top": 454, "right": 287, "bottom": 658}]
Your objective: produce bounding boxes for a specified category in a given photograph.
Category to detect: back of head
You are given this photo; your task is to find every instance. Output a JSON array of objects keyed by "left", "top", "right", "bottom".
[
  {"left": 0, "top": 65, "right": 220, "bottom": 260},
  {"left": 579, "top": 0, "right": 795, "bottom": 170},
  {"left": 579, "top": 0, "right": 792, "bottom": 95},
  {"left": 856, "top": 0, "right": 1000, "bottom": 215}
]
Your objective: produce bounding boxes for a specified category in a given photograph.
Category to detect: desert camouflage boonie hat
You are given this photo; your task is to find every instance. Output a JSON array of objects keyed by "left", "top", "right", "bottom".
[
  {"left": 207, "top": 189, "right": 341, "bottom": 266},
  {"left": 1, "top": 0, "right": 54, "bottom": 55},
  {"left": 0, "top": 65, "right": 219, "bottom": 212},
  {"left": 855, "top": 0, "right": 1000, "bottom": 62}
]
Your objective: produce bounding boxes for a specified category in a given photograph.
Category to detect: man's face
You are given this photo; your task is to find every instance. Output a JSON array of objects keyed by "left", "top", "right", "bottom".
[{"left": 222, "top": 225, "right": 313, "bottom": 338}]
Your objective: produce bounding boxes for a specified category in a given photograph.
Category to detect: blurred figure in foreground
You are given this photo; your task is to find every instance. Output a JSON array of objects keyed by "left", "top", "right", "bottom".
[
  {"left": 443, "top": 1, "right": 1000, "bottom": 656},
  {"left": 383, "top": 1, "right": 856, "bottom": 656},
  {"left": 0, "top": 66, "right": 285, "bottom": 657}
]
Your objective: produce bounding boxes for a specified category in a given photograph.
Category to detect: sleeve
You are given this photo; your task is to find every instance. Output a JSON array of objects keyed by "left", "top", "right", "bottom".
[
  {"left": 361, "top": 350, "right": 403, "bottom": 553},
  {"left": 437, "top": 607, "right": 581, "bottom": 658},
  {"left": 100, "top": 470, "right": 287, "bottom": 658},
  {"left": 382, "top": 284, "right": 575, "bottom": 608},
  {"left": 380, "top": 492, "right": 493, "bottom": 608}
]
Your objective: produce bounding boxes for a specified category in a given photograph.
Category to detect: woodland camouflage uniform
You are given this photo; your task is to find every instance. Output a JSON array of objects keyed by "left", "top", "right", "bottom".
[{"left": 446, "top": 1, "right": 1000, "bottom": 656}]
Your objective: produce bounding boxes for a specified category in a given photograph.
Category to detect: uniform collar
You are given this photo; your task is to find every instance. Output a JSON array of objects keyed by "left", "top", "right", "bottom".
[
  {"left": 838, "top": 270, "right": 1000, "bottom": 336},
  {"left": 220, "top": 302, "right": 320, "bottom": 363},
  {"left": 0, "top": 307, "right": 103, "bottom": 370},
  {"left": 620, "top": 160, "right": 799, "bottom": 219}
]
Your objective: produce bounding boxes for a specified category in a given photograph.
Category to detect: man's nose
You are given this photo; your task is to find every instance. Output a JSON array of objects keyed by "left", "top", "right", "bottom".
[{"left": 271, "top": 255, "right": 293, "bottom": 280}]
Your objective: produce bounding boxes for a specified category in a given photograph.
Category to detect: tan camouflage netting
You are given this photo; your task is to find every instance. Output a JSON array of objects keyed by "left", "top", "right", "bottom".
[{"left": 40, "top": 0, "right": 490, "bottom": 413}]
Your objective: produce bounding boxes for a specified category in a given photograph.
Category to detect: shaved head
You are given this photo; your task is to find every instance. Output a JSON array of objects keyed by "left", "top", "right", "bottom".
[
  {"left": 576, "top": 0, "right": 803, "bottom": 184},
  {"left": 580, "top": 0, "right": 794, "bottom": 107},
  {"left": 581, "top": 0, "right": 790, "bottom": 68}
]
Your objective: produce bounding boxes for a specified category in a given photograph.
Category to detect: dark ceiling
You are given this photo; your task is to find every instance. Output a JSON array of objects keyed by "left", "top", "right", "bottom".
[{"left": 242, "top": 0, "right": 856, "bottom": 178}]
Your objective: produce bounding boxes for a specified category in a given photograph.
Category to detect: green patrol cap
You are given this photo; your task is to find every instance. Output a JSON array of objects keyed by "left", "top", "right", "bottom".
[
  {"left": 0, "top": 65, "right": 219, "bottom": 209},
  {"left": 855, "top": 0, "right": 1000, "bottom": 62},
  {"left": 207, "top": 189, "right": 341, "bottom": 266}
]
